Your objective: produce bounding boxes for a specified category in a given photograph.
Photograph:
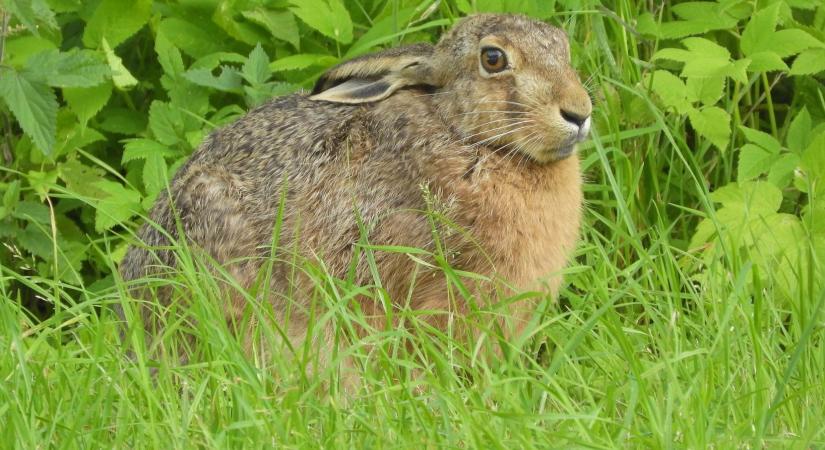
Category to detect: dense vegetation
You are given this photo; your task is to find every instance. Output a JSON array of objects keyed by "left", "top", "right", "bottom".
[{"left": 1, "top": 0, "right": 824, "bottom": 447}]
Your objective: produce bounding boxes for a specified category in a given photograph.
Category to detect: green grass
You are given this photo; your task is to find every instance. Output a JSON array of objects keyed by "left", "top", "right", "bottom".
[{"left": 2, "top": 1, "right": 825, "bottom": 448}]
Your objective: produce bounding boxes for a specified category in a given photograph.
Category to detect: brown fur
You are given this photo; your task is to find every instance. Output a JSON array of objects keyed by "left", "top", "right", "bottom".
[{"left": 119, "top": 14, "right": 591, "bottom": 368}]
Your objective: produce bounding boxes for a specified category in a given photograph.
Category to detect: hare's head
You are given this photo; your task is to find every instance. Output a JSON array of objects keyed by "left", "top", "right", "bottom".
[{"left": 311, "top": 14, "right": 591, "bottom": 163}]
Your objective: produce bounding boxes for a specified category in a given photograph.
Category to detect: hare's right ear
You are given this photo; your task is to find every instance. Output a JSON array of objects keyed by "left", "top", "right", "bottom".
[{"left": 310, "top": 44, "right": 437, "bottom": 104}]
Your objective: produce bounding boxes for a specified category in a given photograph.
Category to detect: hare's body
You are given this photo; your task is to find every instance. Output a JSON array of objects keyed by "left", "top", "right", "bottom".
[{"left": 120, "top": 14, "right": 590, "bottom": 361}]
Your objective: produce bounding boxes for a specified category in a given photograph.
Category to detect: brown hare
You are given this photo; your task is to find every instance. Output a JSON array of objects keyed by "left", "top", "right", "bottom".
[{"left": 119, "top": 13, "right": 591, "bottom": 369}]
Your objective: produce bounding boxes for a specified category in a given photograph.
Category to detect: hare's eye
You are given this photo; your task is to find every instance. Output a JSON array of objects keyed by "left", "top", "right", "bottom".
[{"left": 480, "top": 47, "right": 507, "bottom": 73}]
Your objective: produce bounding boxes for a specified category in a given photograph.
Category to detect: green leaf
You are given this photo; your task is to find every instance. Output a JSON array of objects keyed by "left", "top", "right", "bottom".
[
  {"left": 269, "top": 54, "right": 338, "bottom": 72},
  {"left": 63, "top": 83, "right": 113, "bottom": 128},
  {"left": 102, "top": 39, "right": 138, "bottom": 90},
  {"left": 183, "top": 67, "right": 244, "bottom": 93},
  {"left": 738, "top": 144, "right": 778, "bottom": 181},
  {"left": 241, "top": 8, "right": 300, "bottom": 49},
  {"left": 648, "top": 70, "right": 690, "bottom": 113},
  {"left": 688, "top": 106, "right": 731, "bottom": 151},
  {"left": 710, "top": 181, "right": 782, "bottom": 213},
  {"left": 82, "top": 0, "right": 152, "bottom": 48},
  {"left": 787, "top": 108, "right": 812, "bottom": 153},
  {"left": 157, "top": 18, "right": 228, "bottom": 59},
  {"left": 686, "top": 76, "right": 725, "bottom": 106},
  {"left": 155, "top": 31, "right": 185, "bottom": 77},
  {"left": 242, "top": 44, "right": 271, "bottom": 86},
  {"left": 25, "top": 49, "right": 110, "bottom": 88},
  {"left": 122, "top": 139, "right": 179, "bottom": 163},
  {"left": 740, "top": 127, "right": 782, "bottom": 153},
  {"left": 93, "top": 180, "right": 142, "bottom": 232},
  {"left": 149, "top": 101, "right": 185, "bottom": 146},
  {"left": 790, "top": 49, "right": 825, "bottom": 75},
  {"left": 0, "top": 68, "right": 57, "bottom": 156},
  {"left": 764, "top": 29, "right": 824, "bottom": 58},
  {"left": 740, "top": 3, "right": 781, "bottom": 57},
  {"left": 142, "top": 154, "right": 169, "bottom": 197},
  {"left": 682, "top": 37, "right": 730, "bottom": 59},
  {"left": 98, "top": 108, "right": 146, "bottom": 135},
  {"left": 289, "top": 0, "right": 353, "bottom": 44},
  {"left": 746, "top": 52, "right": 789, "bottom": 73},
  {"left": 12, "top": 200, "right": 51, "bottom": 224},
  {"left": 4, "top": 0, "right": 58, "bottom": 36},
  {"left": 767, "top": 153, "right": 800, "bottom": 188},
  {"left": 3, "top": 36, "right": 58, "bottom": 67}
]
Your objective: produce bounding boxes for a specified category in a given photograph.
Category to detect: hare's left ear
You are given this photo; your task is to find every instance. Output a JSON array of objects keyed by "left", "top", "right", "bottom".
[{"left": 310, "top": 44, "right": 437, "bottom": 104}]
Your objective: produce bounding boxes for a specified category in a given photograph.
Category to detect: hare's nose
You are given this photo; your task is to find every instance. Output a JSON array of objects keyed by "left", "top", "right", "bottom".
[{"left": 560, "top": 109, "right": 589, "bottom": 128}]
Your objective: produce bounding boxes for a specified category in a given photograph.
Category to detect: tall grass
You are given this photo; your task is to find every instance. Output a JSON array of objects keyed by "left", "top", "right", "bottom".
[{"left": 1, "top": 1, "right": 824, "bottom": 448}]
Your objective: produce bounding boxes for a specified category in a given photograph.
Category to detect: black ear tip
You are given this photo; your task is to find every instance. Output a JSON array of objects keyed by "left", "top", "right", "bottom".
[{"left": 311, "top": 77, "right": 329, "bottom": 95}]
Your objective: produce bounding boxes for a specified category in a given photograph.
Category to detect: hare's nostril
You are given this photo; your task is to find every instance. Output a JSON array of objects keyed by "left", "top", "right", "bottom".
[{"left": 560, "top": 109, "right": 588, "bottom": 127}]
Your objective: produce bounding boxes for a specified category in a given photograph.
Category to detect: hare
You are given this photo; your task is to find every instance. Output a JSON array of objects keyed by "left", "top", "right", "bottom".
[{"left": 119, "top": 14, "right": 591, "bottom": 368}]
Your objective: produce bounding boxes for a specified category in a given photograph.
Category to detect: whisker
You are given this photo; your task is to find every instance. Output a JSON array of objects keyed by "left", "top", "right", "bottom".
[{"left": 461, "top": 120, "right": 535, "bottom": 142}]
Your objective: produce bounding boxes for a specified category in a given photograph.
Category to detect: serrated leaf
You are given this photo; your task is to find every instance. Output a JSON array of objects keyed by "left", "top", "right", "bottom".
[
  {"left": 787, "top": 108, "right": 812, "bottom": 153},
  {"left": 93, "top": 180, "right": 142, "bottom": 232},
  {"left": 740, "top": 127, "right": 782, "bottom": 153},
  {"left": 688, "top": 106, "right": 731, "bottom": 151},
  {"left": 686, "top": 76, "right": 725, "bottom": 106},
  {"left": 269, "top": 54, "right": 338, "bottom": 72},
  {"left": 155, "top": 31, "right": 185, "bottom": 77},
  {"left": 682, "top": 37, "right": 730, "bottom": 59},
  {"left": 0, "top": 68, "right": 57, "bottom": 156},
  {"left": 98, "top": 107, "right": 146, "bottom": 135},
  {"left": 765, "top": 29, "right": 824, "bottom": 58},
  {"left": 82, "top": 0, "right": 152, "bottom": 48},
  {"left": 648, "top": 70, "right": 690, "bottom": 113},
  {"left": 12, "top": 200, "right": 51, "bottom": 224},
  {"left": 149, "top": 101, "right": 185, "bottom": 146},
  {"left": 142, "top": 153, "right": 168, "bottom": 197},
  {"left": 242, "top": 44, "right": 271, "bottom": 86},
  {"left": 767, "top": 153, "right": 800, "bottom": 188},
  {"left": 57, "top": 156, "right": 107, "bottom": 198},
  {"left": 738, "top": 144, "right": 778, "bottom": 181},
  {"left": 4, "top": 36, "right": 58, "bottom": 67},
  {"left": 183, "top": 67, "right": 244, "bottom": 93},
  {"left": 710, "top": 181, "right": 782, "bottom": 213},
  {"left": 121, "top": 139, "right": 179, "bottom": 164},
  {"left": 4, "top": 0, "right": 58, "bottom": 36},
  {"left": 747, "top": 52, "right": 789, "bottom": 73},
  {"left": 25, "top": 49, "right": 110, "bottom": 88},
  {"left": 102, "top": 39, "right": 138, "bottom": 90},
  {"left": 241, "top": 8, "right": 300, "bottom": 49},
  {"left": 740, "top": 3, "right": 780, "bottom": 57},
  {"left": 289, "top": 0, "right": 353, "bottom": 44},
  {"left": 790, "top": 48, "right": 825, "bottom": 75},
  {"left": 63, "top": 82, "right": 113, "bottom": 128},
  {"left": 157, "top": 18, "right": 227, "bottom": 59}
]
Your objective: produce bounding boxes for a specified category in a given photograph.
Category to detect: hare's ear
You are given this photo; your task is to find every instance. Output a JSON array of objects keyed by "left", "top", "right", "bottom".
[{"left": 310, "top": 44, "right": 437, "bottom": 104}]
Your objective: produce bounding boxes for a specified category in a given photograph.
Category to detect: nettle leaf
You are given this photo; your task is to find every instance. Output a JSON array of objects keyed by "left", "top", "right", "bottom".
[
  {"left": 747, "top": 52, "right": 789, "bottom": 73},
  {"left": 688, "top": 106, "right": 730, "bottom": 151},
  {"left": 269, "top": 54, "right": 338, "bottom": 72},
  {"left": 25, "top": 49, "right": 110, "bottom": 88},
  {"left": 155, "top": 31, "right": 185, "bottom": 77},
  {"left": 648, "top": 70, "right": 690, "bottom": 113},
  {"left": 741, "top": 3, "right": 824, "bottom": 59},
  {"left": 57, "top": 156, "right": 107, "bottom": 198},
  {"left": 798, "top": 133, "right": 825, "bottom": 196},
  {"left": 82, "top": 0, "right": 152, "bottom": 49},
  {"left": 290, "top": 0, "right": 353, "bottom": 44},
  {"left": 241, "top": 8, "right": 300, "bottom": 49},
  {"left": 4, "top": 36, "right": 58, "bottom": 67},
  {"left": 787, "top": 107, "right": 812, "bottom": 153},
  {"left": 790, "top": 48, "right": 825, "bottom": 75},
  {"left": 686, "top": 76, "right": 725, "bottom": 106},
  {"left": 102, "top": 39, "right": 138, "bottom": 90},
  {"left": 738, "top": 144, "right": 778, "bottom": 181},
  {"left": 142, "top": 153, "right": 169, "bottom": 196},
  {"left": 767, "top": 153, "right": 800, "bottom": 188},
  {"left": 741, "top": 126, "right": 782, "bottom": 153},
  {"left": 93, "top": 180, "right": 142, "bottom": 232},
  {"left": 149, "top": 101, "right": 185, "bottom": 146},
  {"left": 122, "top": 139, "right": 179, "bottom": 164},
  {"left": 184, "top": 67, "right": 244, "bottom": 93},
  {"left": 655, "top": 37, "right": 748, "bottom": 82},
  {"left": 243, "top": 44, "right": 271, "bottom": 86},
  {"left": 710, "top": 181, "right": 783, "bottom": 213},
  {"left": 0, "top": 67, "right": 57, "bottom": 156},
  {"left": 63, "top": 83, "right": 113, "bottom": 128},
  {"left": 5, "top": 0, "right": 58, "bottom": 36},
  {"left": 157, "top": 18, "right": 228, "bottom": 60}
]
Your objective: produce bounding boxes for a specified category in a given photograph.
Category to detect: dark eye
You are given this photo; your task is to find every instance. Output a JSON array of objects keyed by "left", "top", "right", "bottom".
[{"left": 480, "top": 47, "right": 507, "bottom": 73}]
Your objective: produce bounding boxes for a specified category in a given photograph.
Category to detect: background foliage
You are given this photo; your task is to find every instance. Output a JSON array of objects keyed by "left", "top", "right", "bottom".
[{"left": 1, "top": 0, "right": 824, "bottom": 447}]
